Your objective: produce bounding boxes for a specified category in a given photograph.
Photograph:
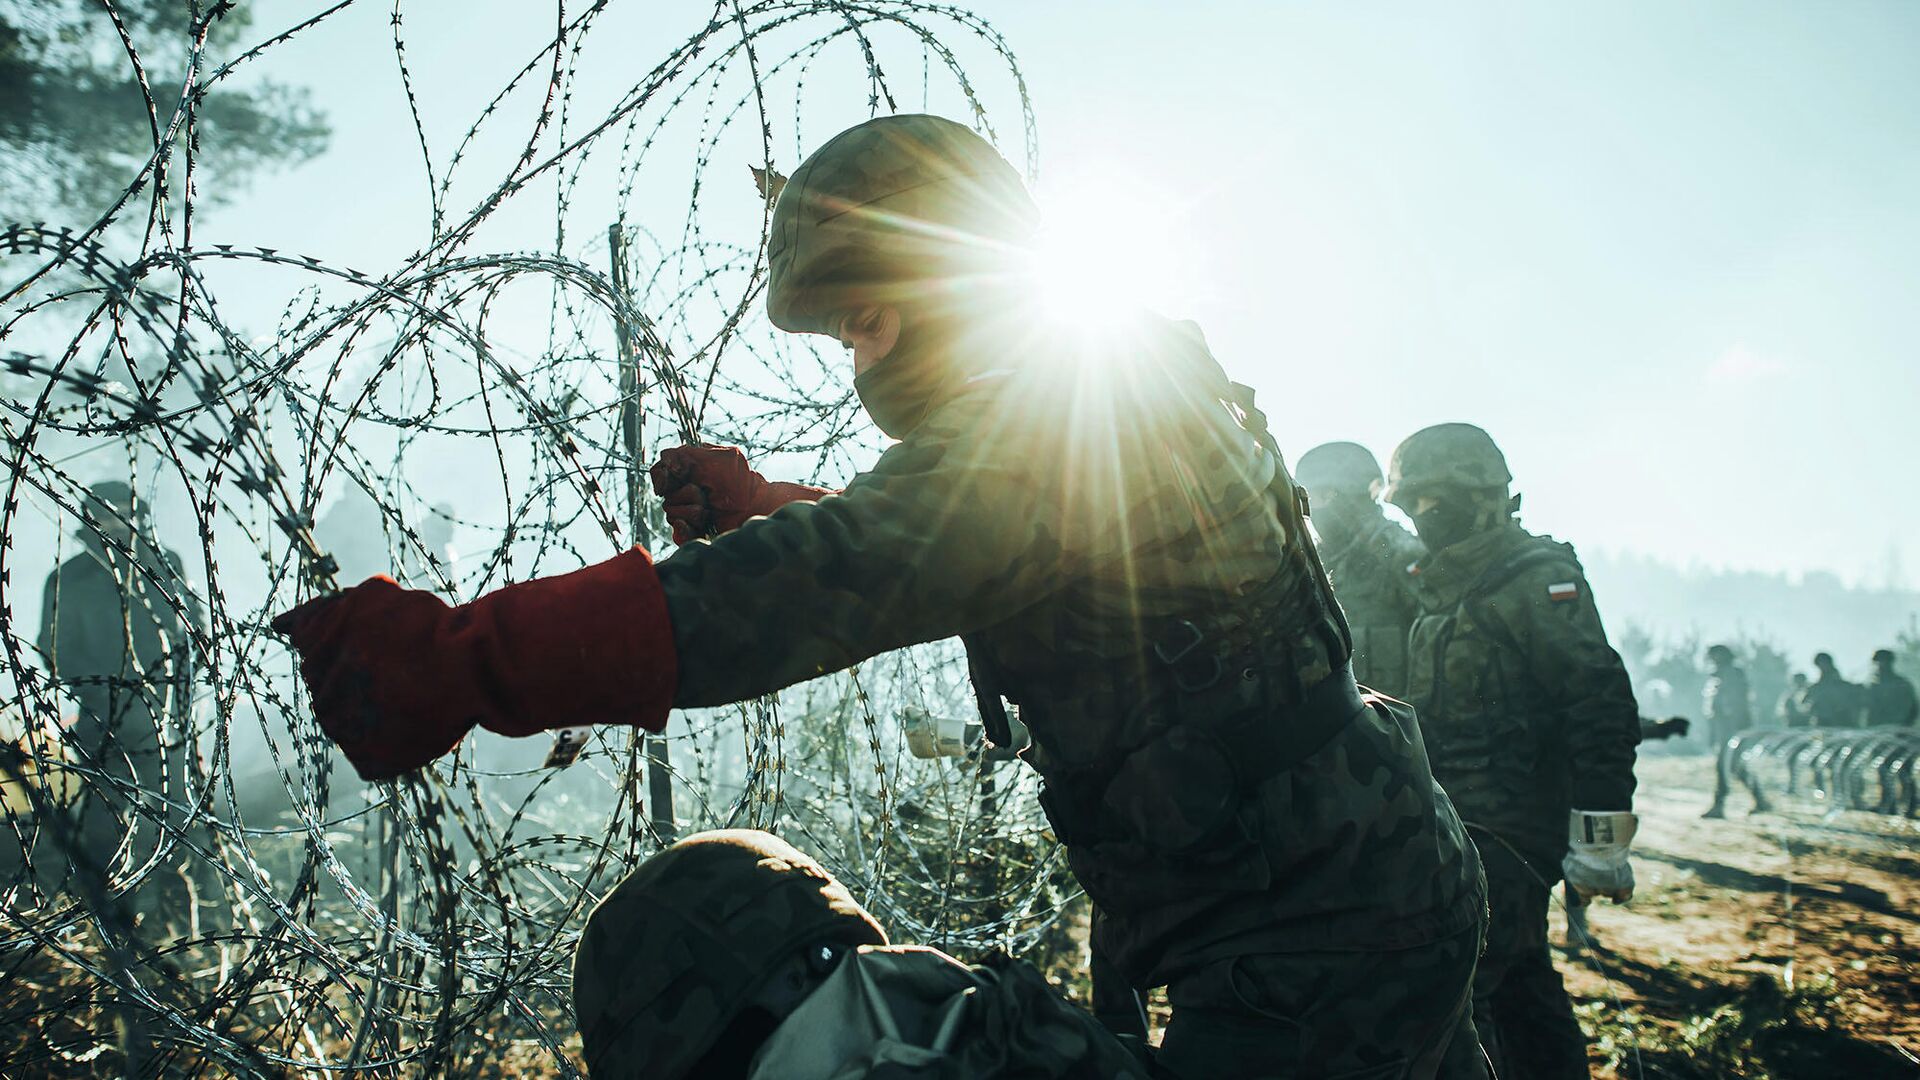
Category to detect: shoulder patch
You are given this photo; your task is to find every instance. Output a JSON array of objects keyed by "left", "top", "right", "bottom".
[{"left": 1547, "top": 581, "right": 1579, "bottom": 603}]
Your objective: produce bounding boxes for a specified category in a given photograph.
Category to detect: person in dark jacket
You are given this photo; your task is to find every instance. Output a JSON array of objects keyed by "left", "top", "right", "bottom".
[{"left": 1389, "top": 423, "right": 1640, "bottom": 1080}]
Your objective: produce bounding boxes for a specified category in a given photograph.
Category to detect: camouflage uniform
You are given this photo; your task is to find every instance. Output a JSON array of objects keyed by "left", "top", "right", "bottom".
[
  {"left": 574, "top": 829, "right": 1147, "bottom": 1079},
  {"left": 1296, "top": 442, "right": 1425, "bottom": 698},
  {"left": 662, "top": 115, "right": 1488, "bottom": 1078},
  {"left": 1390, "top": 425, "right": 1640, "bottom": 1080}
]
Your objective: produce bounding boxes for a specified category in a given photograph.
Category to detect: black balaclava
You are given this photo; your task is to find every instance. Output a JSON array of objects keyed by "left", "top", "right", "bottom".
[
  {"left": 1409, "top": 488, "right": 1516, "bottom": 554},
  {"left": 1409, "top": 497, "right": 1481, "bottom": 554}
]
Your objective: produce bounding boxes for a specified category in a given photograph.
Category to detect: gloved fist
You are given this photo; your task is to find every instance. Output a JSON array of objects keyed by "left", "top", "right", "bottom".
[
  {"left": 1562, "top": 810, "right": 1638, "bottom": 904},
  {"left": 648, "top": 444, "right": 832, "bottom": 545},
  {"left": 272, "top": 579, "right": 476, "bottom": 781},
  {"left": 271, "top": 548, "right": 678, "bottom": 782}
]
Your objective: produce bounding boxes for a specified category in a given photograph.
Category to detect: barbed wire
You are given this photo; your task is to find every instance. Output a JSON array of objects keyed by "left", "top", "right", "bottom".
[{"left": 0, "top": 2, "right": 1075, "bottom": 1074}]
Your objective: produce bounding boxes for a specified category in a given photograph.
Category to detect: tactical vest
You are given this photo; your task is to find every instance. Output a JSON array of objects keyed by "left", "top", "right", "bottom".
[
  {"left": 964, "top": 368, "right": 1367, "bottom": 916},
  {"left": 1409, "top": 536, "right": 1581, "bottom": 860}
]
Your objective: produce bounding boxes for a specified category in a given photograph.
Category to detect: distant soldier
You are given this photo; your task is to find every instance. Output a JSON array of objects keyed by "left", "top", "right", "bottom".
[
  {"left": 573, "top": 829, "right": 1150, "bottom": 1079},
  {"left": 1388, "top": 423, "right": 1641, "bottom": 1080},
  {"left": 1864, "top": 649, "right": 1919, "bottom": 727},
  {"left": 1297, "top": 441, "right": 1425, "bottom": 698},
  {"left": 1701, "top": 645, "right": 1762, "bottom": 820},
  {"left": 1776, "top": 673, "right": 1811, "bottom": 728},
  {"left": 38, "top": 483, "right": 198, "bottom": 786},
  {"left": 1803, "top": 653, "right": 1863, "bottom": 728},
  {"left": 1701, "top": 645, "right": 1753, "bottom": 743},
  {"left": 36, "top": 482, "right": 201, "bottom": 901}
]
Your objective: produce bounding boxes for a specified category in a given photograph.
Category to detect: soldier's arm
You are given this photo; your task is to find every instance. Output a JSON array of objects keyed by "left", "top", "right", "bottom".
[
  {"left": 659, "top": 390, "right": 1073, "bottom": 707},
  {"left": 1498, "top": 564, "right": 1640, "bottom": 811}
]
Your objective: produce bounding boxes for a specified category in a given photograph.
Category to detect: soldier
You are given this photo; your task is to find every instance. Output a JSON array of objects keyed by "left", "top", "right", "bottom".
[
  {"left": 1803, "top": 653, "right": 1863, "bottom": 728},
  {"left": 1777, "top": 672, "right": 1811, "bottom": 728},
  {"left": 1701, "top": 644, "right": 1757, "bottom": 819},
  {"left": 573, "top": 828, "right": 1149, "bottom": 1079},
  {"left": 36, "top": 482, "right": 201, "bottom": 910},
  {"left": 1386, "top": 423, "right": 1641, "bottom": 1080},
  {"left": 275, "top": 114, "right": 1490, "bottom": 1078},
  {"left": 1864, "top": 649, "right": 1919, "bottom": 727},
  {"left": 1295, "top": 441, "right": 1424, "bottom": 697}
]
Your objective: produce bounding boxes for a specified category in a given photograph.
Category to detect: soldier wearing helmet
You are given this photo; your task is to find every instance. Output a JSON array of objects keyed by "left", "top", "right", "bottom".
[
  {"left": 37, "top": 481, "right": 202, "bottom": 914},
  {"left": 573, "top": 829, "right": 1146, "bottom": 1079},
  {"left": 1296, "top": 442, "right": 1424, "bottom": 698},
  {"left": 277, "top": 115, "right": 1489, "bottom": 1078},
  {"left": 1803, "top": 652, "right": 1864, "bottom": 728},
  {"left": 1386, "top": 423, "right": 1641, "bottom": 1080},
  {"left": 1864, "top": 649, "right": 1917, "bottom": 728},
  {"left": 1700, "top": 643, "right": 1758, "bottom": 820}
]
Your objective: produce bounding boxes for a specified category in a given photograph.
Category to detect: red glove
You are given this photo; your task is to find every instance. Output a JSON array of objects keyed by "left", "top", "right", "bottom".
[
  {"left": 648, "top": 444, "right": 833, "bottom": 544},
  {"left": 270, "top": 548, "right": 677, "bottom": 782}
]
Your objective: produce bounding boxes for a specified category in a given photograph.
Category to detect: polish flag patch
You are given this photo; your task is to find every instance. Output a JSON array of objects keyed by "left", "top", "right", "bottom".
[{"left": 1547, "top": 581, "right": 1580, "bottom": 603}]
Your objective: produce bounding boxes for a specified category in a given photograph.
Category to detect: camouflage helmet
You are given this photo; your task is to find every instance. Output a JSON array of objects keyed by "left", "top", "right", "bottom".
[
  {"left": 766, "top": 114, "right": 1040, "bottom": 336},
  {"left": 1295, "top": 441, "right": 1384, "bottom": 498},
  {"left": 572, "top": 829, "right": 887, "bottom": 1080},
  {"left": 1383, "top": 423, "right": 1513, "bottom": 510}
]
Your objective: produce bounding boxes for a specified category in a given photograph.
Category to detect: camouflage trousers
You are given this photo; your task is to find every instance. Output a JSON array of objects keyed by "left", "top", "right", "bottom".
[
  {"left": 1471, "top": 835, "right": 1590, "bottom": 1080},
  {"left": 1155, "top": 911, "right": 1490, "bottom": 1079}
]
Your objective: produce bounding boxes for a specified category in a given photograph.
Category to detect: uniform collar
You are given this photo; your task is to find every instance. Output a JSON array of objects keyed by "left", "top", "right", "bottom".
[{"left": 1410, "top": 521, "right": 1529, "bottom": 602}]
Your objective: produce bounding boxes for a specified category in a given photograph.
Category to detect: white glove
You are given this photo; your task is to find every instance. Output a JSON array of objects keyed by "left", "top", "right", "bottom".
[{"left": 1562, "top": 810, "right": 1638, "bottom": 904}]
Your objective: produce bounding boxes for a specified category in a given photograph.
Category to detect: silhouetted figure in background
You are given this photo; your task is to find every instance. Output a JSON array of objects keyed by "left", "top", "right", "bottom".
[
  {"left": 1296, "top": 441, "right": 1424, "bottom": 698},
  {"left": 1865, "top": 649, "right": 1919, "bottom": 727},
  {"left": 1777, "top": 673, "right": 1812, "bottom": 728},
  {"left": 1701, "top": 645, "right": 1759, "bottom": 819},
  {"left": 36, "top": 481, "right": 201, "bottom": 916},
  {"left": 1803, "top": 652, "right": 1863, "bottom": 728}
]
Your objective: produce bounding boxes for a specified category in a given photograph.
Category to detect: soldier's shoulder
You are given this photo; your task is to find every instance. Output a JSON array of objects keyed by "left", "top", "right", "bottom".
[{"left": 1482, "top": 531, "right": 1588, "bottom": 604}]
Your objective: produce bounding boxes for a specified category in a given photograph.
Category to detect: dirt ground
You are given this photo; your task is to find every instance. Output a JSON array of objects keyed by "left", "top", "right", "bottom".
[{"left": 1560, "top": 756, "right": 1920, "bottom": 1078}]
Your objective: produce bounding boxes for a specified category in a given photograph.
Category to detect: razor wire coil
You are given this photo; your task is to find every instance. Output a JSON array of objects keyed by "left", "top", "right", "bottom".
[{"left": 0, "top": 3, "right": 1074, "bottom": 1075}]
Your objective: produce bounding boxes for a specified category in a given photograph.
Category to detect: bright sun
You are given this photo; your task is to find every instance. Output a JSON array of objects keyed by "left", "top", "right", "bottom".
[{"left": 1028, "top": 171, "right": 1199, "bottom": 326}]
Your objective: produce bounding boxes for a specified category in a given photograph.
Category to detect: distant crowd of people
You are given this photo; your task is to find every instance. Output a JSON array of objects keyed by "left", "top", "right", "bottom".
[
  {"left": 1702, "top": 645, "right": 1919, "bottom": 740},
  {"left": 1699, "top": 644, "right": 1918, "bottom": 819}
]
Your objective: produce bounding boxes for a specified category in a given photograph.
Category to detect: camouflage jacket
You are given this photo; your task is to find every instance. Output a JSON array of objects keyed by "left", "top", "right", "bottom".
[
  {"left": 659, "top": 316, "right": 1480, "bottom": 987},
  {"left": 1405, "top": 522, "right": 1640, "bottom": 864},
  {"left": 1704, "top": 665, "right": 1753, "bottom": 739},
  {"left": 1314, "top": 505, "right": 1425, "bottom": 698},
  {"left": 748, "top": 946, "right": 1148, "bottom": 1079}
]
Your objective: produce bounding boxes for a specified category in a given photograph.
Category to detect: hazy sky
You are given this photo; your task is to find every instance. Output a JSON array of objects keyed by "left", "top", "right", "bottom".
[{"left": 208, "top": 1, "right": 1920, "bottom": 586}]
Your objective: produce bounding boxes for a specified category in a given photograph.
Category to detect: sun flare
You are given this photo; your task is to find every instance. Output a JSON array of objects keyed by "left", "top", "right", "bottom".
[{"left": 1028, "top": 171, "right": 1200, "bottom": 326}]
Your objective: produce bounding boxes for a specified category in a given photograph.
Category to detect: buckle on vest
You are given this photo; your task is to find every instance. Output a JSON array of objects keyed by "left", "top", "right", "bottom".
[
  {"left": 1154, "top": 619, "right": 1223, "bottom": 693},
  {"left": 1154, "top": 619, "right": 1205, "bottom": 665}
]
